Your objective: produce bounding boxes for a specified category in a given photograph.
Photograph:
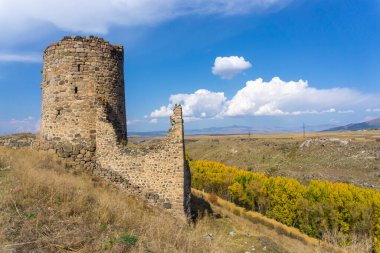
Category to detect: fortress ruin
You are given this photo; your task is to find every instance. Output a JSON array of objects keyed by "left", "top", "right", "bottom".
[{"left": 32, "top": 36, "right": 191, "bottom": 219}]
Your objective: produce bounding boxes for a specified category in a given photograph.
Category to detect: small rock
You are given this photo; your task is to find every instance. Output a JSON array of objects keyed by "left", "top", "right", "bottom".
[
  {"left": 263, "top": 246, "right": 267, "bottom": 251},
  {"left": 63, "top": 143, "right": 73, "bottom": 152},
  {"left": 204, "top": 234, "right": 213, "bottom": 241}
]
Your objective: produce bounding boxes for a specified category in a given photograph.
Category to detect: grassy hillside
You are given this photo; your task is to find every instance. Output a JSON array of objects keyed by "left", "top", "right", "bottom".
[
  {"left": 185, "top": 130, "right": 380, "bottom": 189},
  {"left": 0, "top": 147, "right": 335, "bottom": 253}
]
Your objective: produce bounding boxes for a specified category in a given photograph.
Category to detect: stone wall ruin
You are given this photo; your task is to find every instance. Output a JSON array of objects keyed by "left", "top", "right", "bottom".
[{"left": 32, "top": 36, "right": 191, "bottom": 219}]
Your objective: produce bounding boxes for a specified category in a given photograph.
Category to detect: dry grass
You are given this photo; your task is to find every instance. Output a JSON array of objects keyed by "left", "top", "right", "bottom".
[
  {"left": 185, "top": 130, "right": 380, "bottom": 188},
  {"left": 1, "top": 147, "right": 324, "bottom": 253},
  {"left": 192, "top": 189, "right": 378, "bottom": 253},
  {"left": 192, "top": 189, "right": 345, "bottom": 253},
  {"left": 2, "top": 147, "right": 372, "bottom": 252}
]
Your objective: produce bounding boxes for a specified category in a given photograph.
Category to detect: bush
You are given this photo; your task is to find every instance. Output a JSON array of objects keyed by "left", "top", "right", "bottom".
[
  {"left": 208, "top": 192, "right": 218, "bottom": 205},
  {"left": 232, "top": 208, "right": 240, "bottom": 216},
  {"left": 102, "top": 233, "right": 138, "bottom": 250}
]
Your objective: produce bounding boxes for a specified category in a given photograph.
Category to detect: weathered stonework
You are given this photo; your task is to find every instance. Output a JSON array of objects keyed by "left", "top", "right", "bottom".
[
  {"left": 32, "top": 36, "right": 191, "bottom": 219},
  {"left": 0, "top": 134, "right": 35, "bottom": 149}
]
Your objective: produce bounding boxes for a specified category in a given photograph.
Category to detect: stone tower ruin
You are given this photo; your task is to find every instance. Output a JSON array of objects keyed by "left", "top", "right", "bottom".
[
  {"left": 40, "top": 36, "right": 126, "bottom": 150},
  {"left": 34, "top": 36, "right": 191, "bottom": 219}
]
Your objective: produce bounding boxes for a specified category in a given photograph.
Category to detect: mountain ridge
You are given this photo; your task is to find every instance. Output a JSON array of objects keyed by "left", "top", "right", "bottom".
[{"left": 321, "top": 118, "right": 380, "bottom": 132}]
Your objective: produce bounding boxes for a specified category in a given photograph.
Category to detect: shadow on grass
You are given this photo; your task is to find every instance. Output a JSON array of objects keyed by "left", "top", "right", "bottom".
[{"left": 190, "top": 194, "right": 214, "bottom": 221}]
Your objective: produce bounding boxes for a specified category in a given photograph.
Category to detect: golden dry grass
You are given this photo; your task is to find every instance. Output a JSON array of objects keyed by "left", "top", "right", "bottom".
[
  {"left": 2, "top": 147, "right": 370, "bottom": 252},
  {"left": 0, "top": 147, "right": 330, "bottom": 253}
]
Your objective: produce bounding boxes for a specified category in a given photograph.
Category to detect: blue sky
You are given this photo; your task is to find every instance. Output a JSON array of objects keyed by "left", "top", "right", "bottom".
[{"left": 0, "top": 0, "right": 379, "bottom": 134}]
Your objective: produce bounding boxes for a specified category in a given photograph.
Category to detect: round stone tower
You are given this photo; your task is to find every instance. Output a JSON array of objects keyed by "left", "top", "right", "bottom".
[{"left": 39, "top": 36, "right": 126, "bottom": 150}]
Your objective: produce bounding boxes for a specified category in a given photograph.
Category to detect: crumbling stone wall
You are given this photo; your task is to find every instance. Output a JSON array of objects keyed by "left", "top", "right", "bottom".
[
  {"left": 33, "top": 36, "right": 191, "bottom": 219},
  {"left": 96, "top": 103, "right": 191, "bottom": 218}
]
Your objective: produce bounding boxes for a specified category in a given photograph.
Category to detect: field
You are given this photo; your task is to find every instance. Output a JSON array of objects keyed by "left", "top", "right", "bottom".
[
  {"left": 0, "top": 147, "right": 336, "bottom": 253},
  {"left": 185, "top": 130, "right": 380, "bottom": 189}
]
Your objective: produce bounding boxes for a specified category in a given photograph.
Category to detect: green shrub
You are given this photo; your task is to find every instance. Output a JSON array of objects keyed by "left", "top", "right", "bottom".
[{"left": 101, "top": 233, "right": 138, "bottom": 250}]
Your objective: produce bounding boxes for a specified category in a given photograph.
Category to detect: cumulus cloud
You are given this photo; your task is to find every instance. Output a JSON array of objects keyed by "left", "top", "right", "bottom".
[
  {"left": 150, "top": 106, "right": 173, "bottom": 118},
  {"left": 212, "top": 56, "right": 252, "bottom": 79},
  {"left": 150, "top": 89, "right": 226, "bottom": 121},
  {"left": 0, "top": 52, "right": 42, "bottom": 63},
  {"left": 0, "top": 0, "right": 291, "bottom": 44},
  {"left": 170, "top": 89, "right": 227, "bottom": 118},
  {"left": 0, "top": 116, "right": 40, "bottom": 134},
  {"left": 223, "top": 77, "right": 371, "bottom": 116},
  {"left": 150, "top": 77, "right": 378, "bottom": 119}
]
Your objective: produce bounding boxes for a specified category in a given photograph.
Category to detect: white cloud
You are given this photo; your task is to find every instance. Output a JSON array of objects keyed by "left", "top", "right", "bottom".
[
  {"left": 0, "top": 0, "right": 291, "bottom": 44},
  {"left": 337, "top": 109, "right": 355, "bottom": 114},
  {"left": 151, "top": 77, "right": 378, "bottom": 119},
  {"left": 151, "top": 89, "right": 226, "bottom": 122},
  {"left": 183, "top": 116, "right": 201, "bottom": 122},
  {"left": 212, "top": 56, "right": 252, "bottom": 79},
  {"left": 0, "top": 52, "right": 42, "bottom": 63},
  {"left": 151, "top": 89, "right": 226, "bottom": 121},
  {"left": 149, "top": 118, "right": 158, "bottom": 124},
  {"left": 170, "top": 89, "right": 227, "bottom": 118},
  {"left": 366, "top": 108, "right": 380, "bottom": 112},
  {"left": 0, "top": 116, "right": 40, "bottom": 134},
  {"left": 223, "top": 77, "right": 371, "bottom": 116},
  {"left": 127, "top": 119, "right": 141, "bottom": 125},
  {"left": 150, "top": 106, "right": 173, "bottom": 118}
]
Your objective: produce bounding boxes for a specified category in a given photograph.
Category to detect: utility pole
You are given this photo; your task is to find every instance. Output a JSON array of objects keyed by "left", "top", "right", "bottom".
[{"left": 303, "top": 122, "right": 306, "bottom": 139}]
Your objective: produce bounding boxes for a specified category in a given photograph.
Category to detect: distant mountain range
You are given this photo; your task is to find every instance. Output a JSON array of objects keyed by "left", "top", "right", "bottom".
[
  {"left": 129, "top": 123, "right": 339, "bottom": 136},
  {"left": 128, "top": 118, "right": 380, "bottom": 137},
  {"left": 321, "top": 118, "right": 380, "bottom": 132}
]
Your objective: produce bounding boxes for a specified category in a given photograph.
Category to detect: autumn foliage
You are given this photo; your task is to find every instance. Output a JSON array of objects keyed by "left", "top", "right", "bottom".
[{"left": 189, "top": 160, "right": 380, "bottom": 250}]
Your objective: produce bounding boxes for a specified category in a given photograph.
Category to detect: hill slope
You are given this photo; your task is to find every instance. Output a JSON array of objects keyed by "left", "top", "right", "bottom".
[
  {"left": 185, "top": 130, "right": 380, "bottom": 189},
  {"left": 0, "top": 147, "right": 337, "bottom": 253}
]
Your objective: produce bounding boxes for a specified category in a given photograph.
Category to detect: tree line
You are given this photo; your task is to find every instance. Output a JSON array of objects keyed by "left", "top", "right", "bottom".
[{"left": 189, "top": 159, "right": 380, "bottom": 250}]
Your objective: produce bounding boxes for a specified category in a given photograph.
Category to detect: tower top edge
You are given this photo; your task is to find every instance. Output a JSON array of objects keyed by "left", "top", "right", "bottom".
[{"left": 44, "top": 36, "right": 123, "bottom": 53}]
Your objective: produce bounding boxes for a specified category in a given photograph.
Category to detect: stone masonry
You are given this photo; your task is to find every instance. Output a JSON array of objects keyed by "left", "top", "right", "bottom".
[{"left": 32, "top": 36, "right": 191, "bottom": 219}]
